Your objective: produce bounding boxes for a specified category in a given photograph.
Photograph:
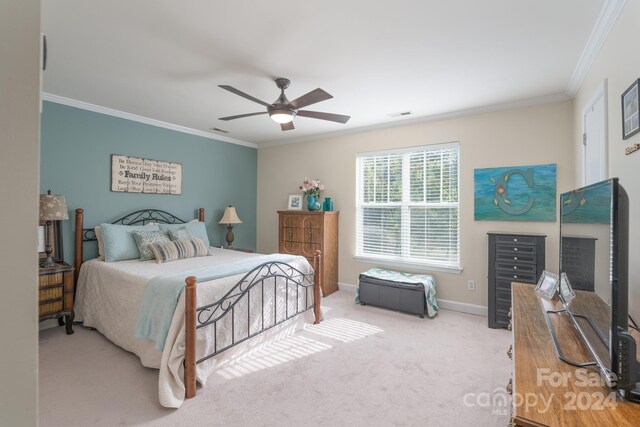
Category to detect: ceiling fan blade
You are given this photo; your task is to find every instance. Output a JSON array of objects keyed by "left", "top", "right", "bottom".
[
  {"left": 296, "top": 110, "right": 351, "bottom": 124},
  {"left": 219, "top": 112, "right": 267, "bottom": 121},
  {"left": 280, "top": 122, "right": 295, "bottom": 131},
  {"left": 218, "top": 85, "right": 273, "bottom": 108},
  {"left": 288, "top": 88, "right": 333, "bottom": 109}
]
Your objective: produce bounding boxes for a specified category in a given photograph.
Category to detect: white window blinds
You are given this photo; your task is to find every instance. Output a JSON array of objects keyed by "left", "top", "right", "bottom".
[{"left": 356, "top": 143, "right": 460, "bottom": 269}]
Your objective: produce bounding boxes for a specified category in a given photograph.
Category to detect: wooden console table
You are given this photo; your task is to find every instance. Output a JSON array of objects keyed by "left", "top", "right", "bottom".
[{"left": 511, "top": 283, "right": 640, "bottom": 426}]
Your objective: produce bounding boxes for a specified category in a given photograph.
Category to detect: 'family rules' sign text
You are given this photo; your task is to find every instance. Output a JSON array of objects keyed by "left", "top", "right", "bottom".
[{"left": 111, "top": 155, "right": 182, "bottom": 195}]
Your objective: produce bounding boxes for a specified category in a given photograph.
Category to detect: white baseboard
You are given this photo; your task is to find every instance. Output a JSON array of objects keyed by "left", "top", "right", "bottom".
[
  {"left": 338, "top": 282, "right": 359, "bottom": 293},
  {"left": 39, "top": 319, "right": 59, "bottom": 331},
  {"left": 338, "top": 282, "right": 488, "bottom": 317},
  {"left": 437, "top": 299, "right": 488, "bottom": 317}
]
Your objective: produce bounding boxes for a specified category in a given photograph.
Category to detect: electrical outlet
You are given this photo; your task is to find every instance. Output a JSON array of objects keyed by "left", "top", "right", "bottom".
[{"left": 467, "top": 280, "right": 476, "bottom": 291}]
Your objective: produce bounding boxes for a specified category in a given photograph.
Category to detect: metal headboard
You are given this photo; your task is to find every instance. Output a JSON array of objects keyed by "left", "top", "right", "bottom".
[
  {"left": 74, "top": 207, "right": 205, "bottom": 282},
  {"left": 81, "top": 209, "right": 192, "bottom": 242}
]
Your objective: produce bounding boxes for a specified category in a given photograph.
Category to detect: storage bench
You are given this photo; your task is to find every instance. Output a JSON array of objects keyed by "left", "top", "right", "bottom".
[{"left": 357, "top": 268, "right": 438, "bottom": 318}]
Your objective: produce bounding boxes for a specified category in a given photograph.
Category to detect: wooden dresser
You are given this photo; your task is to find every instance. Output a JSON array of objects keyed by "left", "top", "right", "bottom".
[
  {"left": 278, "top": 211, "right": 339, "bottom": 296},
  {"left": 510, "top": 283, "right": 640, "bottom": 426},
  {"left": 39, "top": 262, "right": 75, "bottom": 335}
]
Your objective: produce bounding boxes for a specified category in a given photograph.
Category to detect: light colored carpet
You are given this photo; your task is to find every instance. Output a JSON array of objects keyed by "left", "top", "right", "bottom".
[{"left": 39, "top": 291, "right": 512, "bottom": 427}]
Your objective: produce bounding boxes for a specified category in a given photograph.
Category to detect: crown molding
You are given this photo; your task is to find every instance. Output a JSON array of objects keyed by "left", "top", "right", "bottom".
[
  {"left": 259, "top": 92, "right": 570, "bottom": 149},
  {"left": 41, "top": 93, "right": 258, "bottom": 149},
  {"left": 565, "top": 0, "right": 626, "bottom": 96}
]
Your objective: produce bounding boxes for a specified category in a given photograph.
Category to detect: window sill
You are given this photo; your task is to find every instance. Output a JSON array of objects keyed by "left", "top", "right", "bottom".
[{"left": 353, "top": 256, "right": 463, "bottom": 274}]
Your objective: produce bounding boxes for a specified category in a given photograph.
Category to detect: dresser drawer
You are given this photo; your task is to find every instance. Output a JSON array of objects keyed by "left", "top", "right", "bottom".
[
  {"left": 496, "top": 243, "right": 537, "bottom": 256},
  {"left": 495, "top": 261, "right": 536, "bottom": 275},
  {"left": 39, "top": 272, "right": 64, "bottom": 287},
  {"left": 280, "top": 227, "right": 321, "bottom": 244},
  {"left": 496, "top": 270, "right": 537, "bottom": 284},
  {"left": 494, "top": 235, "right": 537, "bottom": 246},
  {"left": 299, "top": 215, "right": 321, "bottom": 229},
  {"left": 496, "top": 251, "right": 536, "bottom": 264},
  {"left": 40, "top": 300, "right": 63, "bottom": 317},
  {"left": 280, "top": 214, "right": 301, "bottom": 228},
  {"left": 496, "top": 287, "right": 511, "bottom": 304},
  {"left": 281, "top": 227, "right": 302, "bottom": 243}
]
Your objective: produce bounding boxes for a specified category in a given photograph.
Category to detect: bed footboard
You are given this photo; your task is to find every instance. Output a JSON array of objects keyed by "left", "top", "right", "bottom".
[{"left": 184, "top": 250, "right": 322, "bottom": 399}]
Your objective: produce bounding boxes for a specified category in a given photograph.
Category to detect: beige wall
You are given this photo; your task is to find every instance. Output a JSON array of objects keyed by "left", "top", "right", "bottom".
[
  {"left": 258, "top": 100, "right": 575, "bottom": 308},
  {"left": 0, "top": 0, "right": 41, "bottom": 425},
  {"left": 573, "top": 1, "right": 640, "bottom": 321}
]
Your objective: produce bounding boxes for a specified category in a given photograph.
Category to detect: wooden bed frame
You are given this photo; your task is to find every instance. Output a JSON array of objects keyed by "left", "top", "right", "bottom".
[{"left": 74, "top": 207, "right": 322, "bottom": 400}]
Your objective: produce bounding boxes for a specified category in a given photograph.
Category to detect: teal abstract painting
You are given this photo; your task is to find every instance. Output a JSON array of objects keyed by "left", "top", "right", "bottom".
[
  {"left": 561, "top": 183, "right": 611, "bottom": 224},
  {"left": 474, "top": 163, "right": 556, "bottom": 221}
]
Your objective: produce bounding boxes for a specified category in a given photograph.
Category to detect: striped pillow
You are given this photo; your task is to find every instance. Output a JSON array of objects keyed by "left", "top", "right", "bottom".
[{"left": 149, "top": 237, "right": 209, "bottom": 263}]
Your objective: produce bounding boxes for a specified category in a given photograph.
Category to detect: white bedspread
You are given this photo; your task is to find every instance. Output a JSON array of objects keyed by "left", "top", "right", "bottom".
[{"left": 74, "top": 248, "right": 317, "bottom": 408}]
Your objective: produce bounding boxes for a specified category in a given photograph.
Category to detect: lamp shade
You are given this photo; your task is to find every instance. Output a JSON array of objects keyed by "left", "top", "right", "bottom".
[
  {"left": 39, "top": 192, "right": 69, "bottom": 221},
  {"left": 218, "top": 206, "right": 242, "bottom": 224}
]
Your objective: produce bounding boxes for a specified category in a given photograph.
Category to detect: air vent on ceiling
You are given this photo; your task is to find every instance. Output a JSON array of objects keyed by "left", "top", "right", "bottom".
[
  {"left": 388, "top": 111, "right": 413, "bottom": 118},
  {"left": 210, "top": 127, "right": 230, "bottom": 134}
]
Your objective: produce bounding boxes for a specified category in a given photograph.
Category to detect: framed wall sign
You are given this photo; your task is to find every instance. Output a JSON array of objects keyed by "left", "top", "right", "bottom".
[
  {"left": 622, "top": 79, "right": 639, "bottom": 140},
  {"left": 111, "top": 154, "right": 182, "bottom": 195}
]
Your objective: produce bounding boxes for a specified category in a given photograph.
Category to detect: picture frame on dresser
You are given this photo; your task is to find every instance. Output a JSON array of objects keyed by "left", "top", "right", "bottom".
[
  {"left": 38, "top": 220, "right": 63, "bottom": 265},
  {"left": 287, "top": 194, "right": 303, "bottom": 211},
  {"left": 534, "top": 270, "right": 558, "bottom": 300}
]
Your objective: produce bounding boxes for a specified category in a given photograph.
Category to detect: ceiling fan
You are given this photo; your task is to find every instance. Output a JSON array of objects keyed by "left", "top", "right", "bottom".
[{"left": 218, "top": 78, "right": 350, "bottom": 131}]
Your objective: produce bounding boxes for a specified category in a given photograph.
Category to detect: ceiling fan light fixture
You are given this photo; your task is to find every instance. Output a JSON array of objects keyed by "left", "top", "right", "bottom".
[{"left": 269, "top": 108, "right": 296, "bottom": 124}]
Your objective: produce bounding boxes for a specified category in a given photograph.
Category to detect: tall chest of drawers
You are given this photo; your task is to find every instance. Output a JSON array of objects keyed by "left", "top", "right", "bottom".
[
  {"left": 487, "top": 232, "right": 545, "bottom": 329},
  {"left": 278, "top": 211, "right": 339, "bottom": 296}
]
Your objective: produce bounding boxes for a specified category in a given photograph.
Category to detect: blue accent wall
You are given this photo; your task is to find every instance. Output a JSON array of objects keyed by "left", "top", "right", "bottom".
[{"left": 40, "top": 101, "right": 257, "bottom": 262}]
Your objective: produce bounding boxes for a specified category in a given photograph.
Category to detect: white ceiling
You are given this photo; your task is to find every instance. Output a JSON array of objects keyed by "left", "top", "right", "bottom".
[{"left": 42, "top": 0, "right": 606, "bottom": 147}]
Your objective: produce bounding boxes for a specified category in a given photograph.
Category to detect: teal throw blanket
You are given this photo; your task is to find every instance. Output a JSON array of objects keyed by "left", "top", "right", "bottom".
[{"left": 135, "top": 254, "right": 303, "bottom": 351}]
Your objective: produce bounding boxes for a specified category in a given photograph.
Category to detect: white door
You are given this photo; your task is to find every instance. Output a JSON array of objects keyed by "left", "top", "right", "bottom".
[{"left": 583, "top": 83, "right": 607, "bottom": 186}]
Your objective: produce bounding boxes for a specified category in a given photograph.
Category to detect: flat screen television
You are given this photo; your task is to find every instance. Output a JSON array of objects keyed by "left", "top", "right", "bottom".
[{"left": 559, "top": 177, "right": 639, "bottom": 401}]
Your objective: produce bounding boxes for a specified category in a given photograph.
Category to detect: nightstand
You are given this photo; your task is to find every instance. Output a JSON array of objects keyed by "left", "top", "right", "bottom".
[
  {"left": 225, "top": 248, "right": 255, "bottom": 253},
  {"left": 39, "top": 262, "right": 75, "bottom": 335}
]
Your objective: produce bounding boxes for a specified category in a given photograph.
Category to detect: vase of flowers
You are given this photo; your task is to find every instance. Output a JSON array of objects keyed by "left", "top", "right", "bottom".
[{"left": 299, "top": 178, "right": 324, "bottom": 211}]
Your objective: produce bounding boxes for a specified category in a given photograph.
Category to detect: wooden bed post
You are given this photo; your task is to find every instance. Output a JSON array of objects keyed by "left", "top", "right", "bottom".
[
  {"left": 74, "top": 208, "right": 84, "bottom": 284},
  {"left": 198, "top": 208, "right": 205, "bottom": 222},
  {"left": 313, "top": 250, "right": 322, "bottom": 324},
  {"left": 184, "top": 276, "right": 197, "bottom": 399}
]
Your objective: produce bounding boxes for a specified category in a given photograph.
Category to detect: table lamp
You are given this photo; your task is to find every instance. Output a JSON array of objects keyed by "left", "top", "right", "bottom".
[
  {"left": 39, "top": 190, "right": 69, "bottom": 267},
  {"left": 218, "top": 205, "right": 242, "bottom": 249}
]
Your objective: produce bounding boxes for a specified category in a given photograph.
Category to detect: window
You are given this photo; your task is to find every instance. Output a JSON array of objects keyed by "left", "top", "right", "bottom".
[{"left": 356, "top": 142, "right": 460, "bottom": 270}]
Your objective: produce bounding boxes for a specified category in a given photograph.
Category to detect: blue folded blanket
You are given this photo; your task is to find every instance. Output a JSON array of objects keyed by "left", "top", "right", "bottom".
[{"left": 135, "top": 254, "right": 302, "bottom": 351}]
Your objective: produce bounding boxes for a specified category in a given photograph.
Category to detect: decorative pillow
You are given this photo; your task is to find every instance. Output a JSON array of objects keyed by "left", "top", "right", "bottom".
[
  {"left": 132, "top": 230, "right": 171, "bottom": 261},
  {"left": 149, "top": 237, "right": 209, "bottom": 264},
  {"left": 158, "top": 222, "right": 210, "bottom": 247},
  {"left": 167, "top": 226, "right": 194, "bottom": 241},
  {"left": 100, "top": 223, "right": 160, "bottom": 262}
]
